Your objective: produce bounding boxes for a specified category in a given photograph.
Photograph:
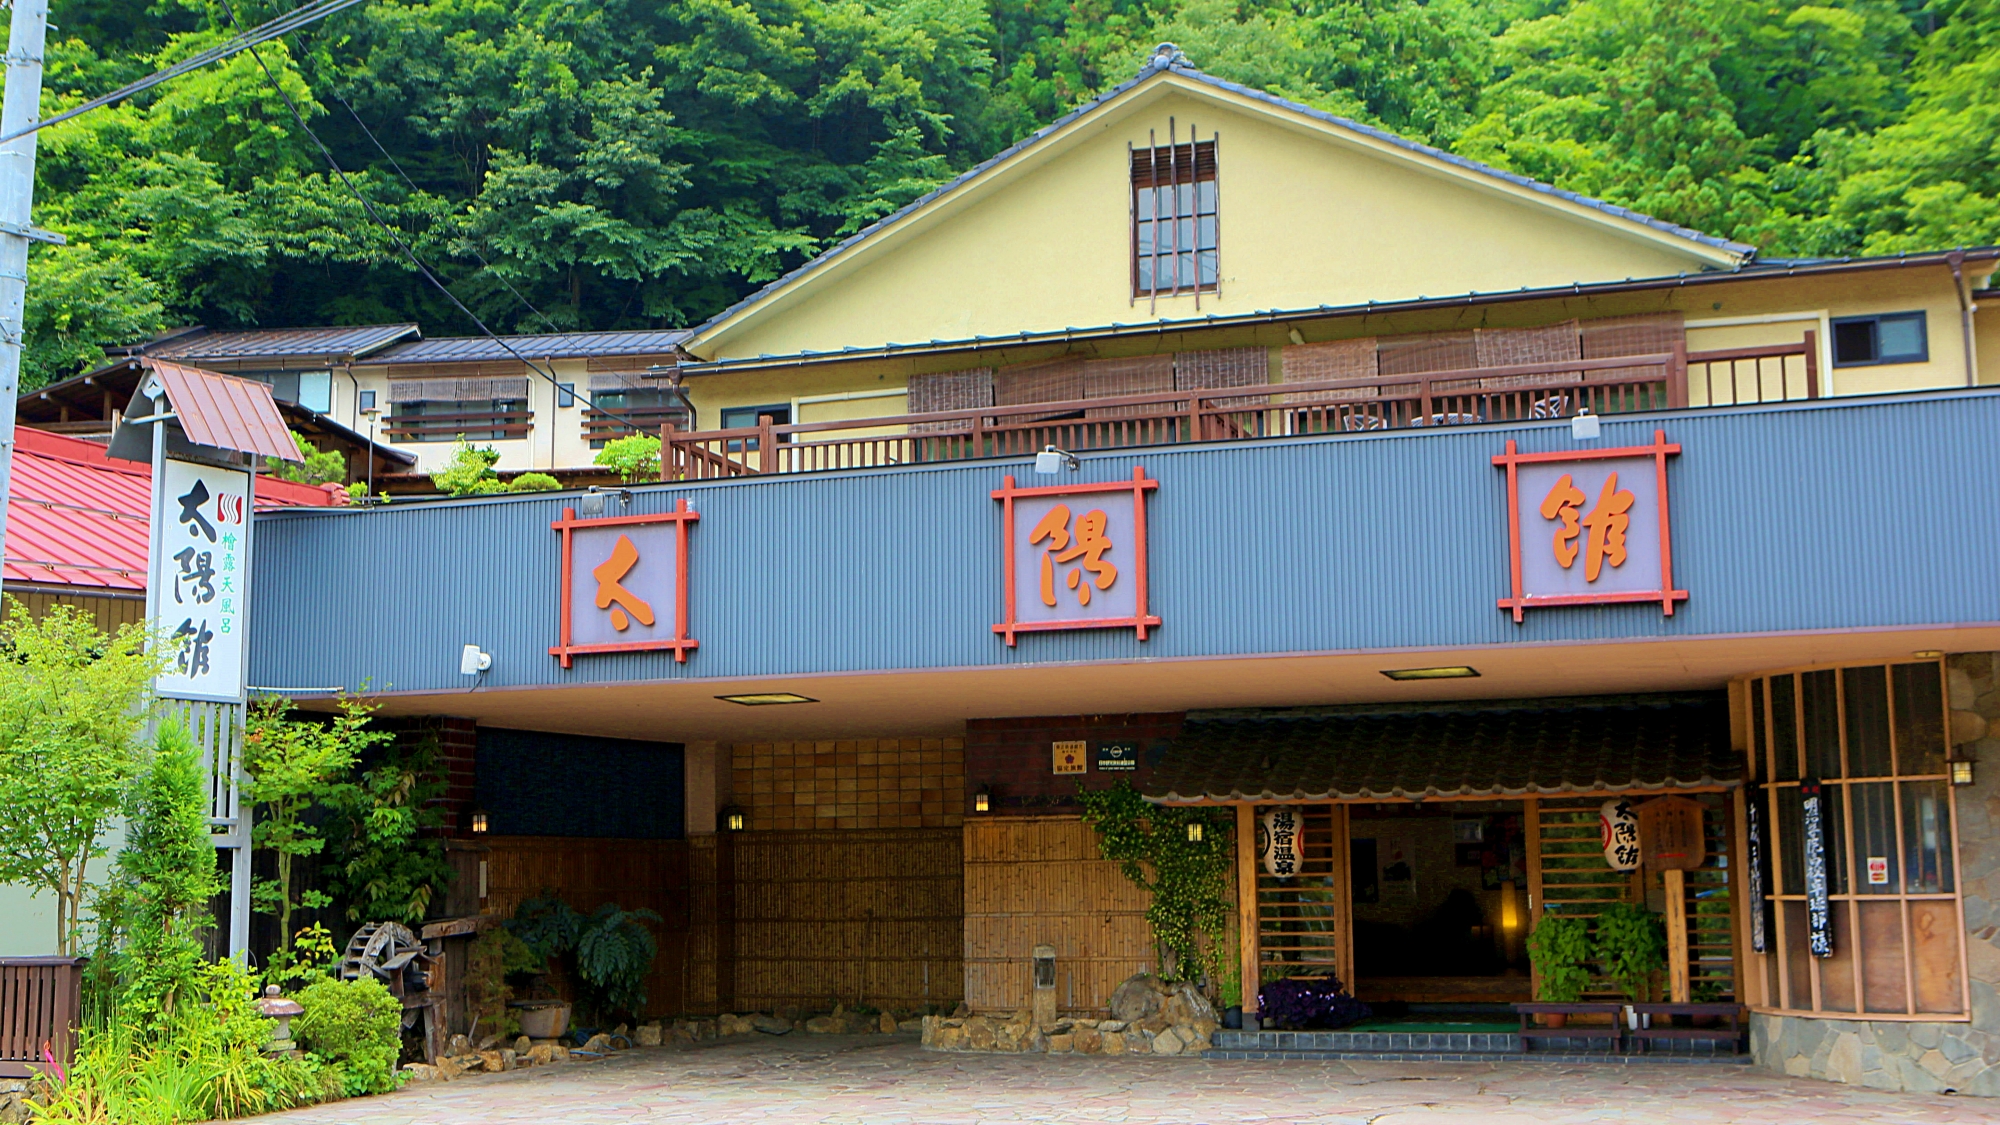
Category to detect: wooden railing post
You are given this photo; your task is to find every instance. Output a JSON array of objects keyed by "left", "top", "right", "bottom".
[
  {"left": 757, "top": 414, "right": 776, "bottom": 474},
  {"left": 1236, "top": 802, "right": 1259, "bottom": 1015},
  {"left": 1802, "top": 329, "right": 1820, "bottom": 399},
  {"left": 660, "top": 421, "right": 677, "bottom": 482},
  {"left": 1667, "top": 335, "right": 1689, "bottom": 409},
  {"left": 1186, "top": 393, "right": 1203, "bottom": 441},
  {"left": 1419, "top": 379, "right": 1434, "bottom": 424}
]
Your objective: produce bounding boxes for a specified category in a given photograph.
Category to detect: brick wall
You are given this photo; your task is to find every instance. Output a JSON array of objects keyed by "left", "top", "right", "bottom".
[
  {"left": 435, "top": 717, "right": 478, "bottom": 835},
  {"left": 962, "top": 713, "right": 1184, "bottom": 815}
]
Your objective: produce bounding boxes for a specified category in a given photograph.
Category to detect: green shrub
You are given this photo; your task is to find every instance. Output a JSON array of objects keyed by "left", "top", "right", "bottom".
[
  {"left": 294, "top": 977, "right": 403, "bottom": 1097},
  {"left": 507, "top": 472, "right": 561, "bottom": 492},
  {"left": 1592, "top": 901, "right": 1667, "bottom": 1002},
  {"left": 504, "top": 892, "right": 659, "bottom": 1021},
  {"left": 1525, "top": 913, "right": 1591, "bottom": 1003},
  {"left": 593, "top": 434, "right": 660, "bottom": 483},
  {"left": 109, "top": 723, "right": 223, "bottom": 1035}
]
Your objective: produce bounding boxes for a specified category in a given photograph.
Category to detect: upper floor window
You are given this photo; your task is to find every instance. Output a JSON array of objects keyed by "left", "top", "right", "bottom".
[
  {"left": 588, "top": 388, "right": 691, "bottom": 449},
  {"left": 386, "top": 398, "right": 530, "bottom": 443},
  {"left": 1131, "top": 136, "right": 1217, "bottom": 299},
  {"left": 242, "top": 370, "right": 333, "bottom": 414},
  {"left": 1831, "top": 312, "right": 1926, "bottom": 367}
]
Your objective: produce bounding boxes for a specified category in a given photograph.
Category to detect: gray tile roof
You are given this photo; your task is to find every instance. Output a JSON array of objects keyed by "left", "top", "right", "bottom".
[
  {"left": 370, "top": 330, "right": 690, "bottom": 365},
  {"left": 691, "top": 47, "right": 1755, "bottom": 347},
  {"left": 1143, "top": 692, "right": 1738, "bottom": 803},
  {"left": 132, "top": 324, "right": 419, "bottom": 362}
]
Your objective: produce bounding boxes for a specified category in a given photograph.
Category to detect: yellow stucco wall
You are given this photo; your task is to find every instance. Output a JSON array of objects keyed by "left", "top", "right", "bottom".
[{"left": 691, "top": 76, "right": 1734, "bottom": 362}]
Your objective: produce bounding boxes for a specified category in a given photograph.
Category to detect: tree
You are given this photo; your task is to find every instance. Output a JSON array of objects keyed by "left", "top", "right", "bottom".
[
  {"left": 322, "top": 725, "right": 452, "bottom": 926},
  {"left": 267, "top": 430, "right": 347, "bottom": 487},
  {"left": 107, "top": 721, "right": 223, "bottom": 1033},
  {"left": 0, "top": 600, "right": 160, "bottom": 954},
  {"left": 593, "top": 433, "right": 660, "bottom": 483},
  {"left": 242, "top": 696, "right": 392, "bottom": 956},
  {"left": 428, "top": 438, "right": 508, "bottom": 496}
]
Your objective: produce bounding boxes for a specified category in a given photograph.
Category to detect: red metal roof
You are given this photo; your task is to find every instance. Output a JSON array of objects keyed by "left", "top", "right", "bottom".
[
  {"left": 3, "top": 429, "right": 339, "bottom": 592},
  {"left": 145, "top": 359, "right": 300, "bottom": 461}
]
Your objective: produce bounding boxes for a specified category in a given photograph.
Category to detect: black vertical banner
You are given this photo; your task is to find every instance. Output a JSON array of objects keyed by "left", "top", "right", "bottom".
[
  {"left": 1801, "top": 781, "right": 1833, "bottom": 958},
  {"left": 1745, "top": 790, "right": 1770, "bottom": 954}
]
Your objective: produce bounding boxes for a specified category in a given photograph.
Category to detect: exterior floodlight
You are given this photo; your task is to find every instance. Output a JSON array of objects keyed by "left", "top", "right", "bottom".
[
  {"left": 459, "top": 644, "right": 493, "bottom": 676},
  {"left": 1035, "top": 445, "right": 1080, "bottom": 474},
  {"left": 1570, "top": 409, "right": 1601, "bottom": 440}
]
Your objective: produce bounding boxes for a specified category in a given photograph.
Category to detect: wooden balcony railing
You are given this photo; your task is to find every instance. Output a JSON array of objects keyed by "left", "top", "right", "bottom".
[
  {"left": 1687, "top": 331, "right": 1819, "bottom": 405},
  {"left": 582, "top": 404, "right": 689, "bottom": 443},
  {"left": 662, "top": 338, "right": 1817, "bottom": 481},
  {"left": 382, "top": 408, "right": 533, "bottom": 442},
  {"left": 0, "top": 957, "right": 85, "bottom": 1077}
]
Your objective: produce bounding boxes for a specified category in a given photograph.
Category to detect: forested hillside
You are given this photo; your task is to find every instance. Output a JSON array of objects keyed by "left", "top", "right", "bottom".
[{"left": 28, "top": 0, "right": 2000, "bottom": 387}]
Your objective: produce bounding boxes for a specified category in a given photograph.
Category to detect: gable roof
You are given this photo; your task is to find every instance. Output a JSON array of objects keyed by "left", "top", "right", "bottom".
[{"left": 686, "top": 45, "right": 1755, "bottom": 357}]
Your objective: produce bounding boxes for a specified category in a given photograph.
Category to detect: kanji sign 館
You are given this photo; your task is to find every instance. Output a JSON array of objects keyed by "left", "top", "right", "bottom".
[{"left": 150, "top": 458, "right": 252, "bottom": 701}]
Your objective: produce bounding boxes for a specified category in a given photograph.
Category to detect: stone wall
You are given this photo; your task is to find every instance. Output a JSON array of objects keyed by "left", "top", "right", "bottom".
[{"left": 1751, "top": 651, "right": 2000, "bottom": 1094}]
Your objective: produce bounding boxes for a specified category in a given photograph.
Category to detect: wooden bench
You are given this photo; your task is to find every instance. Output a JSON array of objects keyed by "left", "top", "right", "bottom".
[
  {"left": 1627, "top": 1002, "right": 1745, "bottom": 1055},
  {"left": 1511, "top": 1002, "right": 1626, "bottom": 1053}
]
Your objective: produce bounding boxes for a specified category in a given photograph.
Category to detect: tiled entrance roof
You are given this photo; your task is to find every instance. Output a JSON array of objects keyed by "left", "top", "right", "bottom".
[{"left": 1143, "top": 693, "right": 1738, "bottom": 803}]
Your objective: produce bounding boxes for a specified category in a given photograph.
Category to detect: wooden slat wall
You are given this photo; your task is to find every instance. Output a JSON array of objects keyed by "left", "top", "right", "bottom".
[
  {"left": 963, "top": 816, "right": 1152, "bottom": 1015},
  {"left": 729, "top": 827, "right": 962, "bottom": 1012},
  {"left": 1, "top": 587, "right": 144, "bottom": 632},
  {"left": 481, "top": 836, "right": 690, "bottom": 1019},
  {"left": 1254, "top": 805, "right": 1351, "bottom": 987}
]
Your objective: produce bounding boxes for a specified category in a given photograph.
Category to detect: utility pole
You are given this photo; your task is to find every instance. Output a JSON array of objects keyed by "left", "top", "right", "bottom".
[{"left": 0, "top": 0, "right": 49, "bottom": 569}]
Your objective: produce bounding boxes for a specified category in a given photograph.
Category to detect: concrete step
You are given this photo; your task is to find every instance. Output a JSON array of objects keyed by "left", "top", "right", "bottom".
[{"left": 1204, "top": 1028, "right": 1750, "bottom": 1064}]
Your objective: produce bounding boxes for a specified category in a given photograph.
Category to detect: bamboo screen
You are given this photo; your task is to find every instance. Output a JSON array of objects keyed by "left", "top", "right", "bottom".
[
  {"left": 1530, "top": 795, "right": 1735, "bottom": 1002},
  {"left": 962, "top": 817, "right": 1152, "bottom": 1014},
  {"left": 729, "top": 739, "right": 964, "bottom": 831},
  {"left": 1255, "top": 805, "right": 1350, "bottom": 987}
]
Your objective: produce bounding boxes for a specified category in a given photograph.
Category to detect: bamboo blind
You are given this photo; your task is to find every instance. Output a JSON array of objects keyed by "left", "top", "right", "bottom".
[{"left": 962, "top": 817, "right": 1152, "bottom": 1015}]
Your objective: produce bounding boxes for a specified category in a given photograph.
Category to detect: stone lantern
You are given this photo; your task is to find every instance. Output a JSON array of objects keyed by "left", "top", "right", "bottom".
[{"left": 257, "top": 984, "right": 305, "bottom": 1056}]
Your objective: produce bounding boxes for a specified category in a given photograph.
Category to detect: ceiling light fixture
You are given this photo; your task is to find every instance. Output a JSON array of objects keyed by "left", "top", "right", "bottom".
[
  {"left": 716, "top": 692, "right": 819, "bottom": 706},
  {"left": 1380, "top": 665, "right": 1481, "bottom": 681},
  {"left": 1912, "top": 650, "right": 1944, "bottom": 660}
]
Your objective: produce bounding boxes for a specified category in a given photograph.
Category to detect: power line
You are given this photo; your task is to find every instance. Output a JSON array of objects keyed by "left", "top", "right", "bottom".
[{"left": 1, "top": 0, "right": 371, "bottom": 144}]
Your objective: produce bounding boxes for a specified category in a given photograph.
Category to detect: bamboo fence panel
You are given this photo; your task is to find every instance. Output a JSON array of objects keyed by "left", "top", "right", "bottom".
[{"left": 962, "top": 817, "right": 1152, "bottom": 1015}]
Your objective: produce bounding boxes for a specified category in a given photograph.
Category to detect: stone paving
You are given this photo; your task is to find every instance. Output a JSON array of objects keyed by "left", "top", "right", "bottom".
[{"left": 253, "top": 1034, "right": 2000, "bottom": 1124}]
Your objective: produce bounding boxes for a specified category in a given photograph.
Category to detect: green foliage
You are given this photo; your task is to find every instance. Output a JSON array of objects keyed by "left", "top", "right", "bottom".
[
  {"left": 427, "top": 440, "right": 507, "bottom": 497},
  {"left": 320, "top": 725, "right": 451, "bottom": 926},
  {"left": 1524, "top": 913, "right": 1592, "bottom": 1003},
  {"left": 593, "top": 434, "right": 661, "bottom": 484},
  {"left": 0, "top": 598, "right": 161, "bottom": 954},
  {"left": 1591, "top": 901, "right": 1668, "bottom": 1002},
  {"left": 243, "top": 696, "right": 393, "bottom": 954},
  {"left": 503, "top": 892, "right": 659, "bottom": 1019},
  {"left": 107, "top": 723, "right": 223, "bottom": 1035},
  {"left": 506, "top": 890, "right": 583, "bottom": 961},
  {"left": 294, "top": 977, "right": 403, "bottom": 1098},
  {"left": 1076, "top": 780, "right": 1231, "bottom": 983},
  {"left": 466, "top": 926, "right": 542, "bottom": 1037},
  {"left": 507, "top": 472, "right": 562, "bottom": 493},
  {"left": 267, "top": 432, "right": 346, "bottom": 487}
]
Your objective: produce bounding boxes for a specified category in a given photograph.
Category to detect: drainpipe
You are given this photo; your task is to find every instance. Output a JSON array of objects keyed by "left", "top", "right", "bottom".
[{"left": 1948, "top": 250, "right": 1978, "bottom": 386}]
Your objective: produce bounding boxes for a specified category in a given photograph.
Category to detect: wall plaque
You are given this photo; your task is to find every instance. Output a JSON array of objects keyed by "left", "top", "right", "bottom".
[
  {"left": 1052, "top": 740, "right": 1088, "bottom": 775},
  {"left": 1802, "top": 781, "right": 1833, "bottom": 957},
  {"left": 992, "top": 467, "right": 1159, "bottom": 645},
  {"left": 1638, "top": 796, "right": 1705, "bottom": 871},
  {"left": 550, "top": 499, "right": 699, "bottom": 667},
  {"left": 1096, "top": 742, "right": 1138, "bottom": 771}
]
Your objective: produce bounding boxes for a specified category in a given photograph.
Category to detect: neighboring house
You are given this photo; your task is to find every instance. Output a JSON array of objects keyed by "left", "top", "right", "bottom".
[{"left": 0, "top": 426, "right": 340, "bottom": 956}]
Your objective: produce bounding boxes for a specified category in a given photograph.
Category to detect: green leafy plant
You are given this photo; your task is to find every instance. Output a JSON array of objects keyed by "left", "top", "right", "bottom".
[
  {"left": 507, "top": 472, "right": 561, "bottom": 492},
  {"left": 466, "top": 926, "right": 543, "bottom": 1037},
  {"left": 428, "top": 440, "right": 508, "bottom": 496},
  {"left": 294, "top": 977, "right": 403, "bottom": 1098},
  {"left": 1076, "top": 780, "right": 1231, "bottom": 984},
  {"left": 0, "top": 598, "right": 160, "bottom": 953},
  {"left": 1525, "top": 913, "right": 1592, "bottom": 1003},
  {"left": 1592, "top": 901, "right": 1667, "bottom": 1002},
  {"left": 106, "top": 722, "right": 223, "bottom": 1035},
  {"left": 503, "top": 892, "right": 660, "bottom": 1020},
  {"left": 321, "top": 725, "right": 451, "bottom": 926},
  {"left": 267, "top": 431, "right": 345, "bottom": 487},
  {"left": 506, "top": 891, "right": 583, "bottom": 962},
  {"left": 593, "top": 434, "right": 660, "bottom": 484},
  {"left": 243, "top": 696, "right": 392, "bottom": 956}
]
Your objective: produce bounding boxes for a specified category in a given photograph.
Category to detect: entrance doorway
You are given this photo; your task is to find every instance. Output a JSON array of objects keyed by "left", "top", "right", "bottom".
[{"left": 1346, "top": 801, "right": 1530, "bottom": 1005}]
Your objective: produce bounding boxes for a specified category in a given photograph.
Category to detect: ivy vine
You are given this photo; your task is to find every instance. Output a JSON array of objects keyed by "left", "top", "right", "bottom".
[{"left": 1076, "top": 781, "right": 1232, "bottom": 984}]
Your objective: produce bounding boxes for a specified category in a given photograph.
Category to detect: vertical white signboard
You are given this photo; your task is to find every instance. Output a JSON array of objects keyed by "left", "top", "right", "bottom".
[{"left": 151, "top": 458, "right": 251, "bottom": 701}]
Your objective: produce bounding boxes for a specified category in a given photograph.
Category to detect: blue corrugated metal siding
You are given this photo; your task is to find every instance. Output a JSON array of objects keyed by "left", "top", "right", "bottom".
[{"left": 250, "top": 391, "right": 2000, "bottom": 694}]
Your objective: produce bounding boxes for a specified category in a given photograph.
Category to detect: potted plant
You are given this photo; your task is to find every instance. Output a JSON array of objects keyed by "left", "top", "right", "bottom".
[
  {"left": 1524, "top": 913, "right": 1590, "bottom": 1027},
  {"left": 1592, "top": 901, "right": 1666, "bottom": 1028}
]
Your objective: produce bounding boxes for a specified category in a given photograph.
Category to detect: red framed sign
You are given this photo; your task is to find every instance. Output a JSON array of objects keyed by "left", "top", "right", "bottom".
[
  {"left": 1494, "top": 429, "right": 1686, "bottom": 623},
  {"left": 993, "top": 467, "right": 1160, "bottom": 646},
  {"left": 550, "top": 498, "right": 699, "bottom": 667}
]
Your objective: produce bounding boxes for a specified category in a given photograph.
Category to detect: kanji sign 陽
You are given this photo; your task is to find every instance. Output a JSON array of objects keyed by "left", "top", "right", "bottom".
[
  {"left": 550, "top": 499, "right": 699, "bottom": 667},
  {"left": 151, "top": 459, "right": 251, "bottom": 701},
  {"left": 1494, "top": 430, "right": 1686, "bottom": 622},
  {"left": 992, "top": 467, "right": 1159, "bottom": 645}
]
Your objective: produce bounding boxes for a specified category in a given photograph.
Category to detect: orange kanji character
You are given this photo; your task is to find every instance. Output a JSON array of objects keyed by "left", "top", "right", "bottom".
[
  {"left": 1580, "top": 472, "right": 1634, "bottom": 581},
  {"left": 592, "top": 533, "right": 656, "bottom": 631},
  {"left": 1539, "top": 473, "right": 1585, "bottom": 569},
  {"left": 1029, "top": 504, "right": 1118, "bottom": 608}
]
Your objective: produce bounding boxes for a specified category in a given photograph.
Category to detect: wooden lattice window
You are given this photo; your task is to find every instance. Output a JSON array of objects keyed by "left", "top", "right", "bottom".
[
  {"left": 1252, "top": 805, "right": 1351, "bottom": 986},
  {"left": 1130, "top": 132, "right": 1218, "bottom": 303},
  {"left": 1742, "top": 661, "right": 1966, "bottom": 1017}
]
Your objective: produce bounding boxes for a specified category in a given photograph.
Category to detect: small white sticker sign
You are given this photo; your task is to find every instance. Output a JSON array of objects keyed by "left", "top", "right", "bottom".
[
  {"left": 152, "top": 459, "right": 251, "bottom": 701},
  {"left": 1867, "top": 856, "right": 1890, "bottom": 885}
]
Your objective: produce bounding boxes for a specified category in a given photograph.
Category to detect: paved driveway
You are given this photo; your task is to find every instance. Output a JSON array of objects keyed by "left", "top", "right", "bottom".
[{"left": 256, "top": 1035, "right": 1997, "bottom": 1124}]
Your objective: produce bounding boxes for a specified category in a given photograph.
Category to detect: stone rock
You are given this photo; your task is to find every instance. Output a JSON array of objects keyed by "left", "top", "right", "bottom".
[
  {"left": 478, "top": 1050, "right": 504, "bottom": 1073},
  {"left": 614, "top": 1023, "right": 630, "bottom": 1037},
  {"left": 401, "top": 1063, "right": 441, "bottom": 1083},
  {"left": 1071, "top": 1018, "right": 1099, "bottom": 1029},
  {"left": 1108, "top": 973, "right": 1168, "bottom": 1022},
  {"left": 433, "top": 1055, "right": 465, "bottom": 1081},
  {"left": 898, "top": 1017, "right": 926, "bottom": 1033},
  {"left": 951, "top": 1001, "right": 971, "bottom": 1018},
  {"left": 500, "top": 1049, "right": 519, "bottom": 1072},
  {"left": 514, "top": 1035, "right": 532, "bottom": 1054},
  {"left": 636, "top": 1023, "right": 663, "bottom": 1047},
  {"left": 476, "top": 1033, "right": 504, "bottom": 1051},
  {"left": 718, "top": 1013, "right": 753, "bottom": 1035},
  {"left": 968, "top": 1020, "right": 998, "bottom": 1051},
  {"left": 551, "top": 1045, "right": 572, "bottom": 1063},
  {"left": 1097, "top": 1019, "right": 1128, "bottom": 1033},
  {"left": 805, "top": 1016, "right": 846, "bottom": 1034},
  {"left": 446, "top": 1034, "right": 473, "bottom": 1056},
  {"left": 1073, "top": 1028, "right": 1103, "bottom": 1054},
  {"left": 1164, "top": 982, "right": 1217, "bottom": 1025},
  {"left": 1152, "top": 1027, "right": 1184, "bottom": 1055},
  {"left": 1952, "top": 710, "right": 1987, "bottom": 745},
  {"left": 753, "top": 1014, "right": 794, "bottom": 1035},
  {"left": 1101, "top": 1030, "right": 1127, "bottom": 1055},
  {"left": 1047, "top": 1033, "right": 1074, "bottom": 1053},
  {"left": 526, "top": 1044, "right": 556, "bottom": 1066},
  {"left": 880, "top": 1011, "right": 899, "bottom": 1034},
  {"left": 578, "top": 1034, "right": 612, "bottom": 1054}
]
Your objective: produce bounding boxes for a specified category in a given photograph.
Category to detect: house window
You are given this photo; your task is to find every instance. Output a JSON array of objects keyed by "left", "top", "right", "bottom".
[
  {"left": 1131, "top": 137, "right": 1217, "bottom": 298},
  {"left": 387, "top": 399, "right": 529, "bottom": 443},
  {"left": 720, "top": 404, "right": 790, "bottom": 452},
  {"left": 587, "top": 388, "right": 692, "bottom": 448},
  {"left": 1830, "top": 312, "right": 1927, "bottom": 367},
  {"left": 1743, "top": 660, "right": 1965, "bottom": 1018},
  {"left": 357, "top": 389, "right": 377, "bottom": 413},
  {"left": 241, "top": 370, "right": 334, "bottom": 414}
]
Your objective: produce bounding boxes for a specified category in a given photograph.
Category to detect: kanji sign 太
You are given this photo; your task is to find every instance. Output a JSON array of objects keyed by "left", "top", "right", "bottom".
[
  {"left": 1494, "top": 429, "right": 1687, "bottom": 622},
  {"left": 550, "top": 499, "right": 699, "bottom": 667},
  {"left": 992, "top": 467, "right": 1159, "bottom": 645},
  {"left": 151, "top": 459, "right": 251, "bottom": 701}
]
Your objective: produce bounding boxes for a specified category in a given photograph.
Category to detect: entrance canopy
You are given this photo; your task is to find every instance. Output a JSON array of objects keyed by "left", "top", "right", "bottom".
[{"left": 1144, "top": 693, "right": 1737, "bottom": 803}]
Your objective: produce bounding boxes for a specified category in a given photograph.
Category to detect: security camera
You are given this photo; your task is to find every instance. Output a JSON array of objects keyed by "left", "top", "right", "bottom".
[{"left": 460, "top": 644, "right": 493, "bottom": 676}]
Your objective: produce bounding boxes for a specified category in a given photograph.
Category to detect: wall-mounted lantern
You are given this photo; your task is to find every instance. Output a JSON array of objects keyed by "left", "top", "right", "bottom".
[
  {"left": 1186, "top": 821, "right": 1203, "bottom": 843},
  {"left": 723, "top": 805, "right": 746, "bottom": 831},
  {"left": 1952, "top": 758, "right": 1976, "bottom": 786},
  {"left": 470, "top": 809, "right": 489, "bottom": 834},
  {"left": 973, "top": 786, "right": 991, "bottom": 814}
]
